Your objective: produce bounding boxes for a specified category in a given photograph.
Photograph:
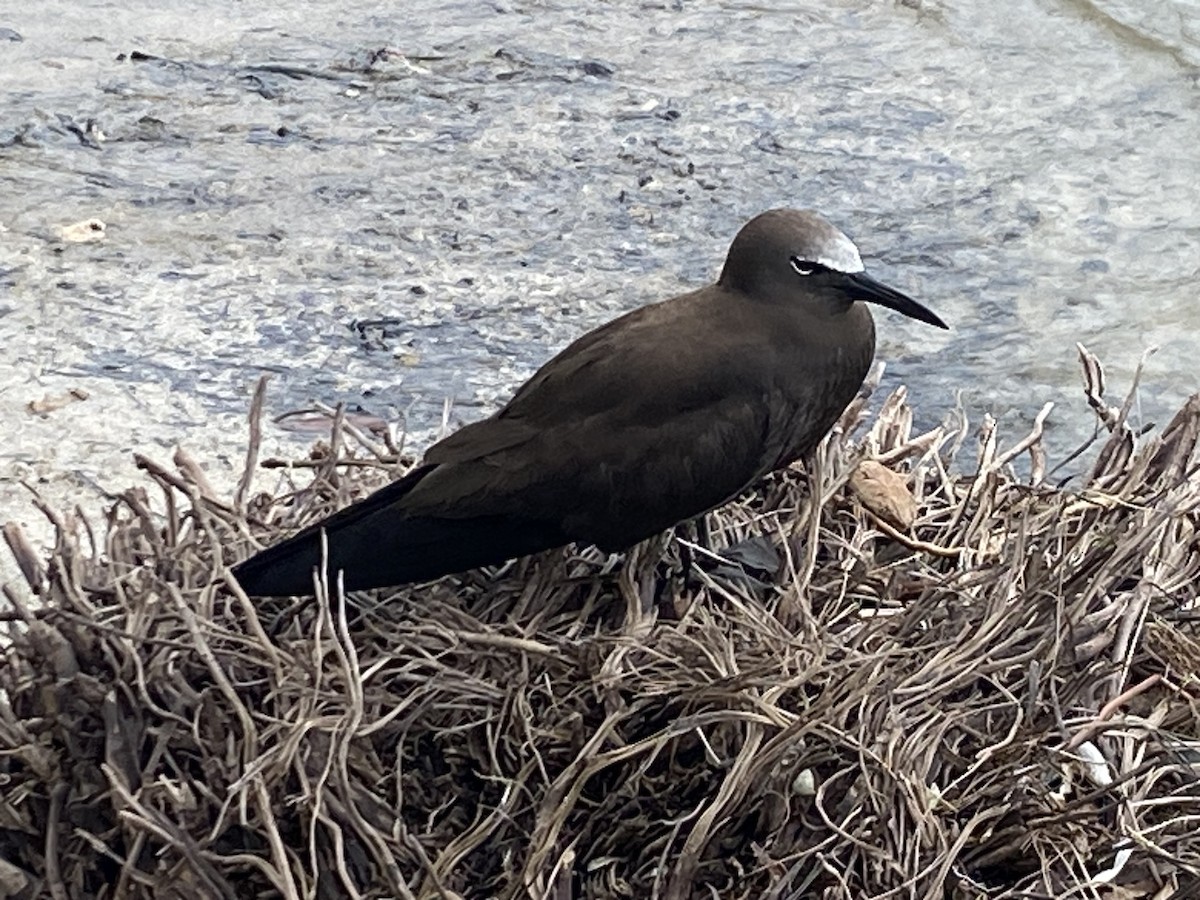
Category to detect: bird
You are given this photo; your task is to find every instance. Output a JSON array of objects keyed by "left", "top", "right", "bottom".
[{"left": 233, "top": 208, "right": 947, "bottom": 597}]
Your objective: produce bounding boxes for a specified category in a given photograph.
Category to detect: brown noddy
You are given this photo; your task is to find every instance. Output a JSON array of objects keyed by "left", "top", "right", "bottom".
[{"left": 233, "top": 209, "right": 947, "bottom": 596}]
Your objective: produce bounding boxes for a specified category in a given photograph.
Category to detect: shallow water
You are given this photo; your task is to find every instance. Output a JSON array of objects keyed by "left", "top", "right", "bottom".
[{"left": 2, "top": 0, "right": 1198, "bottom": 564}]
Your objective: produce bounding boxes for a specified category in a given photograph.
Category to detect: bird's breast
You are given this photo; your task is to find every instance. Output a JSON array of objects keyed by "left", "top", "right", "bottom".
[{"left": 767, "top": 305, "right": 875, "bottom": 468}]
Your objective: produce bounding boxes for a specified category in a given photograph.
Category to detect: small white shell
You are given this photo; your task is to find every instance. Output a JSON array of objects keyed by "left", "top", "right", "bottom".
[
  {"left": 1075, "top": 740, "right": 1113, "bottom": 788},
  {"left": 792, "top": 768, "right": 817, "bottom": 796}
]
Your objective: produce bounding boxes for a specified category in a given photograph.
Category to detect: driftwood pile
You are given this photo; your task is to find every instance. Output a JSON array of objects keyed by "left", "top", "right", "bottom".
[{"left": 2, "top": 347, "right": 1199, "bottom": 899}]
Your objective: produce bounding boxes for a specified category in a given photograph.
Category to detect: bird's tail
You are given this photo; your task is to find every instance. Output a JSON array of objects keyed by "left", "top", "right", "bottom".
[{"left": 231, "top": 465, "right": 569, "bottom": 596}]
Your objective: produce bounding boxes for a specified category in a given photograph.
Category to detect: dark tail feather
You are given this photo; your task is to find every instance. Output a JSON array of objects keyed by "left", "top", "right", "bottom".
[{"left": 232, "top": 465, "right": 569, "bottom": 596}]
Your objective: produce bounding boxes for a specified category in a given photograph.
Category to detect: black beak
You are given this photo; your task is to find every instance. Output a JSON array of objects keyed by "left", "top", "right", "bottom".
[{"left": 842, "top": 272, "right": 948, "bottom": 330}]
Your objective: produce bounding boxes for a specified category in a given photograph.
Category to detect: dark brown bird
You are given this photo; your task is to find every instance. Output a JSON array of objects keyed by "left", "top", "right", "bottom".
[{"left": 233, "top": 209, "right": 947, "bottom": 596}]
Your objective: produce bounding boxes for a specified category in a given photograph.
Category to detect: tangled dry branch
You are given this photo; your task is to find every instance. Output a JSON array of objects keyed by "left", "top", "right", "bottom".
[{"left": 2, "top": 347, "right": 1199, "bottom": 899}]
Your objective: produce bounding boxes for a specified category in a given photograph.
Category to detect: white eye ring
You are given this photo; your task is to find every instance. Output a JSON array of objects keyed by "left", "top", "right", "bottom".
[{"left": 790, "top": 257, "right": 816, "bottom": 276}]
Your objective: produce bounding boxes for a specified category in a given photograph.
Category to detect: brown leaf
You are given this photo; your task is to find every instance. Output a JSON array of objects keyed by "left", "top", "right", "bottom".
[{"left": 849, "top": 459, "right": 918, "bottom": 530}]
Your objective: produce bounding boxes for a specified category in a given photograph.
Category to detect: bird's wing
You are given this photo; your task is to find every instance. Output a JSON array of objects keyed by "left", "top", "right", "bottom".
[
  {"left": 551, "top": 393, "right": 778, "bottom": 548},
  {"left": 407, "top": 382, "right": 781, "bottom": 549}
]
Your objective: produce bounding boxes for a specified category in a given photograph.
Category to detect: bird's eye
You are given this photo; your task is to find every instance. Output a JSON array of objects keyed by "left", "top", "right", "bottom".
[{"left": 790, "top": 257, "right": 824, "bottom": 276}]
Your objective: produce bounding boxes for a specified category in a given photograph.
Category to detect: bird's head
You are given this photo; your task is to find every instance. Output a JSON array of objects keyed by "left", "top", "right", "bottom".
[{"left": 718, "top": 208, "right": 948, "bottom": 330}]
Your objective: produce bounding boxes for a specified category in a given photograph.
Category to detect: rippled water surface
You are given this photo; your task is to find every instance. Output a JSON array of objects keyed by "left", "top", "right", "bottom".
[{"left": 2, "top": 0, "right": 1198, "bottom": 557}]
